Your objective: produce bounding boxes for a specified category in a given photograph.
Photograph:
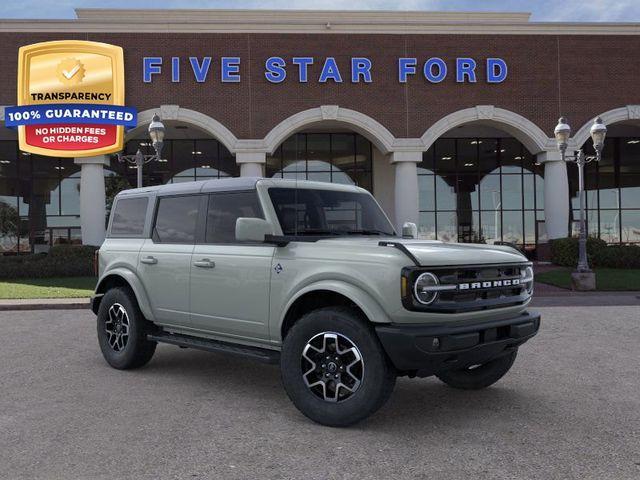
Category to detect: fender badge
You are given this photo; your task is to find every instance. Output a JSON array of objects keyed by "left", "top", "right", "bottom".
[{"left": 274, "top": 263, "right": 283, "bottom": 274}]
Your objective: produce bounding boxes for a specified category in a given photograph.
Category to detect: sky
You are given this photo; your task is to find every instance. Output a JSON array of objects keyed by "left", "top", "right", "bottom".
[{"left": 0, "top": 0, "right": 639, "bottom": 22}]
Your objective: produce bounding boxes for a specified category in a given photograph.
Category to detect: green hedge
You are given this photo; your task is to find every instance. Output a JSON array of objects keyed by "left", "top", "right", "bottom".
[
  {"left": 0, "top": 245, "right": 97, "bottom": 279},
  {"left": 550, "top": 237, "right": 640, "bottom": 268}
]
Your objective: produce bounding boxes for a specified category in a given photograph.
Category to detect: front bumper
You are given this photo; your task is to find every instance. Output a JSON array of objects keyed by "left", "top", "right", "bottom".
[{"left": 375, "top": 311, "right": 540, "bottom": 377}]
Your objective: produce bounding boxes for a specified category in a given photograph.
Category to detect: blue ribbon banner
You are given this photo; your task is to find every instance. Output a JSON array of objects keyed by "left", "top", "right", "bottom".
[{"left": 4, "top": 104, "right": 137, "bottom": 128}]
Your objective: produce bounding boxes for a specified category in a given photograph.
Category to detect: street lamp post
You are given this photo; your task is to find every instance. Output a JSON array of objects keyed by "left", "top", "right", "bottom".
[
  {"left": 553, "top": 116, "right": 607, "bottom": 279},
  {"left": 117, "top": 113, "right": 166, "bottom": 188}
]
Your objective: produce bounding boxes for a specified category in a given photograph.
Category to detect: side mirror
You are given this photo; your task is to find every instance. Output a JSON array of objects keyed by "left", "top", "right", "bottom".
[
  {"left": 235, "top": 217, "right": 272, "bottom": 243},
  {"left": 402, "top": 222, "right": 418, "bottom": 239}
]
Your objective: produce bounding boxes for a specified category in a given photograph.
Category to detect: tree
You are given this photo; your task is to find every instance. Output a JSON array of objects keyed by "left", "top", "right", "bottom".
[
  {"left": 0, "top": 201, "right": 20, "bottom": 250},
  {"left": 104, "top": 174, "right": 132, "bottom": 215}
]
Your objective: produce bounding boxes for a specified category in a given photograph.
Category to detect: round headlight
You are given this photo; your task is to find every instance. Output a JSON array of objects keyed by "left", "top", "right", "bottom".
[
  {"left": 414, "top": 272, "right": 440, "bottom": 305},
  {"left": 521, "top": 266, "right": 534, "bottom": 294}
]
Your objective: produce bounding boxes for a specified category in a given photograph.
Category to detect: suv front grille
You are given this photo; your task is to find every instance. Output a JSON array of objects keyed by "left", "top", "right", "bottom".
[{"left": 402, "top": 263, "right": 532, "bottom": 313}]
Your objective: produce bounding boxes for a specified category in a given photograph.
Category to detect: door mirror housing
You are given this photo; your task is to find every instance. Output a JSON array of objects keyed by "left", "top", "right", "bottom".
[
  {"left": 235, "top": 217, "right": 272, "bottom": 243},
  {"left": 402, "top": 222, "right": 418, "bottom": 239}
]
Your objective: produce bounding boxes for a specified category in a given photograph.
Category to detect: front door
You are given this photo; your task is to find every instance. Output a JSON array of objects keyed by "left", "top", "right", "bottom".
[
  {"left": 138, "top": 194, "right": 201, "bottom": 328},
  {"left": 189, "top": 191, "right": 274, "bottom": 341}
]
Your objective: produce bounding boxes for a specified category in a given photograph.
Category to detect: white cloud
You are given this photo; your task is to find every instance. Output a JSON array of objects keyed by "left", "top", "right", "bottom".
[{"left": 0, "top": 0, "right": 638, "bottom": 21}]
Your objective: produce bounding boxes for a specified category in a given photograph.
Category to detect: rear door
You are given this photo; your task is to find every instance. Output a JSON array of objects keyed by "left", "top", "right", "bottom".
[
  {"left": 189, "top": 190, "right": 274, "bottom": 340},
  {"left": 138, "top": 194, "right": 202, "bottom": 328}
]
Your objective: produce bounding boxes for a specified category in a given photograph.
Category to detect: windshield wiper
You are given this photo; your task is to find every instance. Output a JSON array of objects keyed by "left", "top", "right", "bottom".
[
  {"left": 286, "top": 229, "right": 342, "bottom": 236},
  {"left": 343, "top": 229, "right": 390, "bottom": 236}
]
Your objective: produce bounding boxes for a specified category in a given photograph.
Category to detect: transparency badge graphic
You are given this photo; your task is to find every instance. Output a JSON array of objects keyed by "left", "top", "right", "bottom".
[{"left": 5, "top": 40, "right": 136, "bottom": 157}]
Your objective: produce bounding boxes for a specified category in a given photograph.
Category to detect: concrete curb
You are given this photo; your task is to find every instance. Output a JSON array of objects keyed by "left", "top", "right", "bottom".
[{"left": 0, "top": 298, "right": 90, "bottom": 311}]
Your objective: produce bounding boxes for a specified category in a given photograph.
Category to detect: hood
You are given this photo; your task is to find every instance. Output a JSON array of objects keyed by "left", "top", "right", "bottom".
[
  {"left": 315, "top": 237, "right": 527, "bottom": 266},
  {"left": 399, "top": 239, "right": 526, "bottom": 266}
]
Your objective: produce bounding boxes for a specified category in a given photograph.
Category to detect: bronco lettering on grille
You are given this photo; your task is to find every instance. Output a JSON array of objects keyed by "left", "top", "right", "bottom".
[{"left": 458, "top": 278, "right": 521, "bottom": 290}]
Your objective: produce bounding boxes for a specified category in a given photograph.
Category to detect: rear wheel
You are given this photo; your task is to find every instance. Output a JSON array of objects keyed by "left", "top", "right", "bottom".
[
  {"left": 97, "top": 287, "right": 156, "bottom": 370},
  {"left": 436, "top": 350, "right": 518, "bottom": 390},
  {"left": 280, "top": 306, "right": 396, "bottom": 427}
]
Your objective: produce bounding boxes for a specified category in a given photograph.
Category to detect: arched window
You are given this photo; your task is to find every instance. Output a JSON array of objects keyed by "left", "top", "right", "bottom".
[
  {"left": 266, "top": 133, "right": 373, "bottom": 192},
  {"left": 418, "top": 137, "right": 544, "bottom": 250}
]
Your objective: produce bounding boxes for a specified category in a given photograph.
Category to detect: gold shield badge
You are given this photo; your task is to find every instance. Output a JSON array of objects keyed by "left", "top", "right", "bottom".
[{"left": 15, "top": 40, "right": 126, "bottom": 157}]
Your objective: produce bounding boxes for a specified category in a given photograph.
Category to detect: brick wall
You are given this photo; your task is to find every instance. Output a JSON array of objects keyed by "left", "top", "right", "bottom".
[{"left": 0, "top": 32, "right": 638, "bottom": 141}]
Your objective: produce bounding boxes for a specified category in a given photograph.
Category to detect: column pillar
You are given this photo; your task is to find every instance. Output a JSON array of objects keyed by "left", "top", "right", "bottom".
[
  {"left": 74, "top": 155, "right": 109, "bottom": 246},
  {"left": 236, "top": 151, "right": 266, "bottom": 177},
  {"left": 538, "top": 151, "right": 569, "bottom": 240},
  {"left": 391, "top": 151, "right": 421, "bottom": 234}
]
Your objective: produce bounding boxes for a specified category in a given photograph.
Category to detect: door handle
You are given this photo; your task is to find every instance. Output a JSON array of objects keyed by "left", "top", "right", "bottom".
[
  {"left": 140, "top": 256, "right": 158, "bottom": 265},
  {"left": 193, "top": 259, "right": 215, "bottom": 268}
]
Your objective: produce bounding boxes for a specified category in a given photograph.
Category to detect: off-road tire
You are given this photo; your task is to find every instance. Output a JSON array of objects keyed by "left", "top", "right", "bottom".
[
  {"left": 436, "top": 350, "right": 518, "bottom": 390},
  {"left": 97, "top": 287, "right": 157, "bottom": 370},
  {"left": 280, "top": 306, "right": 396, "bottom": 427}
]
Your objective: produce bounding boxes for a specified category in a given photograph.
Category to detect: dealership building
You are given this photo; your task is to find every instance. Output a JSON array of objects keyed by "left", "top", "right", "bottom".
[{"left": 0, "top": 8, "right": 639, "bottom": 254}]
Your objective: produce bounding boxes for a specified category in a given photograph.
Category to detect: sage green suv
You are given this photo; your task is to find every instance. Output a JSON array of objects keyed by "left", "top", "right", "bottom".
[{"left": 92, "top": 177, "right": 539, "bottom": 427}]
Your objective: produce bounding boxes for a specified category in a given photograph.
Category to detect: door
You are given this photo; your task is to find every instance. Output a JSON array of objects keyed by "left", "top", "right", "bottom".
[
  {"left": 189, "top": 191, "right": 274, "bottom": 340},
  {"left": 138, "top": 194, "right": 201, "bottom": 328}
]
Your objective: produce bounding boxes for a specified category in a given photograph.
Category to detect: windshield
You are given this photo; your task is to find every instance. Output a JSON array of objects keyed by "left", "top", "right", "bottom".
[{"left": 268, "top": 187, "right": 396, "bottom": 236}]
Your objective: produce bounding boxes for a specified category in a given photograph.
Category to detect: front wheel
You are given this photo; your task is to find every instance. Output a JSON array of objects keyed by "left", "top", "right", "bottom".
[
  {"left": 280, "top": 307, "right": 396, "bottom": 427},
  {"left": 97, "top": 287, "right": 157, "bottom": 370},
  {"left": 436, "top": 350, "right": 518, "bottom": 390}
]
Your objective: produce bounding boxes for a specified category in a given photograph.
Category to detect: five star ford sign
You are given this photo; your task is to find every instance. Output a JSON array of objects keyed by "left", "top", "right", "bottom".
[{"left": 4, "top": 40, "right": 137, "bottom": 158}]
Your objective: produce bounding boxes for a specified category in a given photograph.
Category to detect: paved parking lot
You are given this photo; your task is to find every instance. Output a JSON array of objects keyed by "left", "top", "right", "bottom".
[{"left": 1, "top": 306, "right": 639, "bottom": 480}]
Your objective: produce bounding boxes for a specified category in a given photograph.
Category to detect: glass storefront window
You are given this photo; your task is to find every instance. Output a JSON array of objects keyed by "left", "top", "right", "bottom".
[
  {"left": 621, "top": 174, "right": 640, "bottom": 209},
  {"left": 418, "top": 174, "right": 435, "bottom": 211},
  {"left": 418, "top": 211, "right": 436, "bottom": 240},
  {"left": 60, "top": 177, "right": 80, "bottom": 216},
  {"left": 479, "top": 175, "right": 501, "bottom": 211},
  {"left": 500, "top": 138, "right": 523, "bottom": 174},
  {"left": 501, "top": 175, "right": 523, "bottom": 210},
  {"left": 435, "top": 175, "right": 456, "bottom": 210},
  {"left": 0, "top": 137, "right": 237, "bottom": 253},
  {"left": 599, "top": 209, "right": 621, "bottom": 243},
  {"left": 436, "top": 211, "right": 457, "bottom": 243},
  {"left": 621, "top": 210, "right": 640, "bottom": 243},
  {"left": 568, "top": 136, "right": 640, "bottom": 244},
  {"left": 502, "top": 211, "right": 524, "bottom": 245},
  {"left": 0, "top": 141, "right": 18, "bottom": 178},
  {"left": 266, "top": 133, "right": 373, "bottom": 192},
  {"left": 420, "top": 137, "right": 544, "bottom": 248}
]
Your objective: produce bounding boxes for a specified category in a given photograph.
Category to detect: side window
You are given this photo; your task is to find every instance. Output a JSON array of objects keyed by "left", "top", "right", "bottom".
[
  {"left": 153, "top": 195, "right": 200, "bottom": 244},
  {"left": 205, "top": 191, "right": 263, "bottom": 243},
  {"left": 110, "top": 197, "right": 148, "bottom": 236}
]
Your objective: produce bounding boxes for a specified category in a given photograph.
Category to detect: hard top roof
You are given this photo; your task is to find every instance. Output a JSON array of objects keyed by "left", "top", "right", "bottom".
[{"left": 115, "top": 177, "right": 366, "bottom": 198}]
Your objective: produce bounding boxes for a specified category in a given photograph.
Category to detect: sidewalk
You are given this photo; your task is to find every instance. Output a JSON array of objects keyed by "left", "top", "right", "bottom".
[{"left": 0, "top": 297, "right": 90, "bottom": 311}]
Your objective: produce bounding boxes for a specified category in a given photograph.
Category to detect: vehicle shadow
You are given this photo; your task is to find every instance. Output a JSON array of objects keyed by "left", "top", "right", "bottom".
[{"left": 125, "top": 345, "right": 546, "bottom": 430}]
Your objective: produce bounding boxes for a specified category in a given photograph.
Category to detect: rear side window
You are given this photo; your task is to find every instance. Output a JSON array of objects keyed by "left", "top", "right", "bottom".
[
  {"left": 205, "top": 191, "right": 263, "bottom": 243},
  {"left": 110, "top": 197, "right": 148, "bottom": 236},
  {"left": 154, "top": 195, "right": 200, "bottom": 244}
]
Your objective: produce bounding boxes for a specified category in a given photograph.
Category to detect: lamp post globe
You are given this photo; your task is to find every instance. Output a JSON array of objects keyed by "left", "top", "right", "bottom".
[
  {"left": 117, "top": 112, "right": 166, "bottom": 189},
  {"left": 590, "top": 116, "right": 607, "bottom": 154},
  {"left": 148, "top": 113, "right": 166, "bottom": 158},
  {"left": 554, "top": 117, "right": 571, "bottom": 155}
]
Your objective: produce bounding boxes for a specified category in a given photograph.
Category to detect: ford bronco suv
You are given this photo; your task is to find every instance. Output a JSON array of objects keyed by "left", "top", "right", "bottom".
[{"left": 92, "top": 177, "right": 539, "bottom": 427}]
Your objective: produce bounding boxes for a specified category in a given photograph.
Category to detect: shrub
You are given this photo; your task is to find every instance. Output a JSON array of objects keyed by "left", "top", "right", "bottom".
[
  {"left": 0, "top": 245, "right": 97, "bottom": 279},
  {"left": 550, "top": 237, "right": 640, "bottom": 269},
  {"left": 593, "top": 244, "right": 640, "bottom": 269}
]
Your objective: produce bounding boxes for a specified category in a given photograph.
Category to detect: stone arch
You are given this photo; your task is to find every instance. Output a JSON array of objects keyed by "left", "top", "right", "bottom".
[
  {"left": 262, "top": 105, "right": 396, "bottom": 155},
  {"left": 572, "top": 105, "right": 640, "bottom": 148},
  {"left": 127, "top": 105, "right": 239, "bottom": 153},
  {"left": 420, "top": 105, "right": 552, "bottom": 154}
]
